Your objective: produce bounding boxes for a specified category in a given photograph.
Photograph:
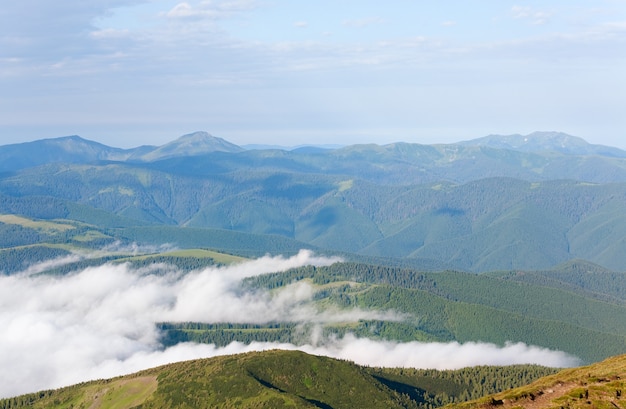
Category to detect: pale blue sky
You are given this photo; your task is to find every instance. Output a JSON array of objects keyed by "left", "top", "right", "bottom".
[{"left": 1, "top": 1, "right": 625, "bottom": 148}]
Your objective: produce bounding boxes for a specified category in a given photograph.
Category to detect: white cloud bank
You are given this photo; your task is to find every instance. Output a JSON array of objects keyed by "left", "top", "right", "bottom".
[{"left": 0, "top": 250, "right": 579, "bottom": 398}]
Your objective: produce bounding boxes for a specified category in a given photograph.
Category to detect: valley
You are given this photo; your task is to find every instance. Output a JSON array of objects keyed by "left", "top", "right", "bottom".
[{"left": 1, "top": 131, "right": 626, "bottom": 406}]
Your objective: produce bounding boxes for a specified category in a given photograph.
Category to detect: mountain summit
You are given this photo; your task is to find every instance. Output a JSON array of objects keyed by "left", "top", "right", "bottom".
[
  {"left": 139, "top": 131, "right": 244, "bottom": 161},
  {"left": 0, "top": 135, "right": 136, "bottom": 171}
]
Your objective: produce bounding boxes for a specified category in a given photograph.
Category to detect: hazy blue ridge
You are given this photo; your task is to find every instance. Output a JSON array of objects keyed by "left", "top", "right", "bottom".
[{"left": 3, "top": 131, "right": 626, "bottom": 182}]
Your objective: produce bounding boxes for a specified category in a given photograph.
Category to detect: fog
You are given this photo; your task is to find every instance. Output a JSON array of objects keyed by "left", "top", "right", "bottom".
[{"left": 0, "top": 250, "right": 579, "bottom": 398}]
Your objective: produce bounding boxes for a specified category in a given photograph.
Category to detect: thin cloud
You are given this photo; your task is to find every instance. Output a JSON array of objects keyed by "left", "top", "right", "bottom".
[
  {"left": 164, "top": 0, "right": 261, "bottom": 20},
  {"left": 293, "top": 21, "right": 308, "bottom": 28},
  {"left": 166, "top": 2, "right": 209, "bottom": 19},
  {"left": 342, "top": 16, "right": 386, "bottom": 28},
  {"left": 0, "top": 250, "right": 579, "bottom": 399},
  {"left": 90, "top": 27, "right": 132, "bottom": 39},
  {"left": 511, "top": 5, "right": 552, "bottom": 25}
]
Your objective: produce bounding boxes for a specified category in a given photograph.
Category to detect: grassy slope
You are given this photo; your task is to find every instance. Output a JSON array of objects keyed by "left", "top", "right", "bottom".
[
  {"left": 126, "top": 248, "right": 247, "bottom": 265},
  {"left": 0, "top": 213, "right": 255, "bottom": 275},
  {"left": 0, "top": 209, "right": 315, "bottom": 260},
  {"left": 450, "top": 353, "right": 626, "bottom": 409}
]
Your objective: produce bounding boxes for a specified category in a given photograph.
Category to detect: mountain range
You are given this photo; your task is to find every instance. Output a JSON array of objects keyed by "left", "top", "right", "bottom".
[
  {"left": 2, "top": 130, "right": 626, "bottom": 178},
  {"left": 2, "top": 131, "right": 626, "bottom": 271},
  {"left": 0, "top": 131, "right": 243, "bottom": 172}
]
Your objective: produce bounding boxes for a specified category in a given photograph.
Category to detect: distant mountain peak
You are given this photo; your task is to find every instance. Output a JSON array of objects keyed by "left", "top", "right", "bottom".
[
  {"left": 139, "top": 131, "right": 244, "bottom": 161},
  {"left": 176, "top": 131, "right": 219, "bottom": 143},
  {"left": 475, "top": 131, "right": 587, "bottom": 148},
  {"left": 0, "top": 134, "right": 135, "bottom": 171},
  {"left": 460, "top": 131, "right": 626, "bottom": 158},
  {"left": 38, "top": 134, "right": 98, "bottom": 145},
  {"left": 46, "top": 134, "right": 114, "bottom": 152}
]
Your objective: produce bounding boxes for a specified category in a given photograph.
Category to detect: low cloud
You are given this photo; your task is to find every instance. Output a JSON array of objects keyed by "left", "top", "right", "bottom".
[
  {"left": 100, "top": 240, "right": 176, "bottom": 255},
  {"left": 0, "top": 250, "right": 579, "bottom": 398},
  {"left": 19, "top": 254, "right": 84, "bottom": 275},
  {"left": 303, "top": 335, "right": 580, "bottom": 369},
  {"left": 73, "top": 337, "right": 580, "bottom": 388}
]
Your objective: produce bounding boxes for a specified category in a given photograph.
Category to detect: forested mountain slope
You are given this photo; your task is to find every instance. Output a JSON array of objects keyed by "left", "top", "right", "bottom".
[
  {"left": 3, "top": 166, "right": 626, "bottom": 270},
  {"left": 229, "top": 261, "right": 626, "bottom": 364}
]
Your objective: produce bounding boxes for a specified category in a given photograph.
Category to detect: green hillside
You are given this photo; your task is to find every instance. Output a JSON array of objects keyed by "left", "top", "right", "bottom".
[
  {"left": 236, "top": 262, "right": 626, "bottom": 363},
  {"left": 4, "top": 163, "right": 626, "bottom": 270},
  {"left": 0, "top": 350, "right": 559, "bottom": 409}
]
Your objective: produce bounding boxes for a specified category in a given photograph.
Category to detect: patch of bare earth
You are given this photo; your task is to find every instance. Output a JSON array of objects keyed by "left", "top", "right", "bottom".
[{"left": 483, "top": 379, "right": 626, "bottom": 409}]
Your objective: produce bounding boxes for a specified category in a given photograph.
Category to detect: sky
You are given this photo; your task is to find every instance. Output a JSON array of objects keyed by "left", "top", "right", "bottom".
[
  {"left": 1, "top": 0, "right": 625, "bottom": 149},
  {"left": 0, "top": 250, "right": 579, "bottom": 398}
]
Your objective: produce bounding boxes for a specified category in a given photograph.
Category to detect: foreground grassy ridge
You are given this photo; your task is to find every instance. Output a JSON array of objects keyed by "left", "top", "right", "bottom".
[
  {"left": 0, "top": 350, "right": 558, "bottom": 409},
  {"left": 0, "top": 351, "right": 410, "bottom": 409},
  {"left": 449, "top": 354, "right": 626, "bottom": 409}
]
